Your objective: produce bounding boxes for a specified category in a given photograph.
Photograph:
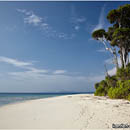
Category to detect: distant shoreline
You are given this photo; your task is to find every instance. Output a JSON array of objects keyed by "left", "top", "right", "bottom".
[
  {"left": 0, "top": 92, "right": 94, "bottom": 94},
  {"left": 0, "top": 92, "right": 94, "bottom": 107}
]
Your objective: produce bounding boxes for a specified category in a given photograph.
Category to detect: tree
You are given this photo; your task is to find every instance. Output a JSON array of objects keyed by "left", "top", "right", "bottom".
[
  {"left": 107, "top": 4, "right": 130, "bottom": 68},
  {"left": 92, "top": 4, "right": 130, "bottom": 70},
  {"left": 111, "top": 28, "right": 130, "bottom": 68},
  {"left": 92, "top": 29, "right": 119, "bottom": 70}
]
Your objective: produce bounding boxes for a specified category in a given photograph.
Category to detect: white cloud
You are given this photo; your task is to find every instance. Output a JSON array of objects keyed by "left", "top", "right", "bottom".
[
  {"left": 71, "top": 17, "right": 86, "bottom": 24},
  {"left": 92, "top": 5, "right": 106, "bottom": 32},
  {"left": 0, "top": 56, "right": 32, "bottom": 68},
  {"left": 28, "top": 67, "right": 48, "bottom": 73},
  {"left": 58, "top": 33, "right": 67, "bottom": 39},
  {"left": 17, "top": 9, "right": 26, "bottom": 13},
  {"left": 70, "top": 5, "right": 86, "bottom": 32},
  {"left": 24, "top": 14, "right": 42, "bottom": 26},
  {"left": 0, "top": 56, "right": 48, "bottom": 75},
  {"left": 5, "top": 71, "right": 95, "bottom": 92},
  {"left": 17, "top": 9, "right": 75, "bottom": 40},
  {"left": 74, "top": 26, "right": 80, "bottom": 30},
  {"left": 76, "top": 17, "right": 86, "bottom": 23},
  {"left": 41, "top": 23, "right": 49, "bottom": 30},
  {"left": 53, "top": 70, "right": 67, "bottom": 75},
  {"left": 0, "top": 56, "right": 104, "bottom": 92},
  {"left": 97, "top": 48, "right": 106, "bottom": 53},
  {"left": 17, "top": 9, "right": 43, "bottom": 26}
]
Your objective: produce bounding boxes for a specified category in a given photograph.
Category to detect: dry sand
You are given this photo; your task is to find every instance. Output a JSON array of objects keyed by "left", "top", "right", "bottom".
[{"left": 0, "top": 94, "right": 130, "bottom": 129}]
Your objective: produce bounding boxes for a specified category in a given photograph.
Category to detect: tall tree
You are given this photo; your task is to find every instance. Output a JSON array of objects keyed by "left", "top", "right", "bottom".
[
  {"left": 92, "top": 29, "right": 119, "bottom": 70},
  {"left": 92, "top": 4, "right": 130, "bottom": 70},
  {"left": 107, "top": 4, "right": 130, "bottom": 68}
]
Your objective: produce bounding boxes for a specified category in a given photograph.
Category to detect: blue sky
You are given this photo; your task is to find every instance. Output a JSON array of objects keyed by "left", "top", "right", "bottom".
[{"left": 0, "top": 1, "right": 130, "bottom": 92}]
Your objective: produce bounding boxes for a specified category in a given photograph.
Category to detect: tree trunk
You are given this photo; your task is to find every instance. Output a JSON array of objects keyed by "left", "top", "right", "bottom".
[
  {"left": 128, "top": 53, "right": 129, "bottom": 63},
  {"left": 122, "top": 47, "right": 126, "bottom": 68},
  {"left": 113, "top": 48, "right": 119, "bottom": 70},
  {"left": 124, "top": 51, "right": 128, "bottom": 65},
  {"left": 120, "top": 49, "right": 124, "bottom": 68}
]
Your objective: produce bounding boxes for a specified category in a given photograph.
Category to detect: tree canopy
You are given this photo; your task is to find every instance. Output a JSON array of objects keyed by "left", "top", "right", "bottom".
[{"left": 92, "top": 4, "right": 130, "bottom": 69}]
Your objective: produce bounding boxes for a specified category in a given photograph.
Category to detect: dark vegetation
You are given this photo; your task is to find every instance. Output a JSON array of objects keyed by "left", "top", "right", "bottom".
[
  {"left": 92, "top": 4, "right": 130, "bottom": 100},
  {"left": 94, "top": 64, "right": 130, "bottom": 100}
]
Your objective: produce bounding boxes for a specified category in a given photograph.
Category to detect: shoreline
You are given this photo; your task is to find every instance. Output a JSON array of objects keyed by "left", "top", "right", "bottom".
[
  {"left": 0, "top": 93, "right": 88, "bottom": 108},
  {"left": 0, "top": 94, "right": 130, "bottom": 129},
  {"left": 0, "top": 95, "right": 62, "bottom": 108},
  {"left": 0, "top": 93, "right": 93, "bottom": 108}
]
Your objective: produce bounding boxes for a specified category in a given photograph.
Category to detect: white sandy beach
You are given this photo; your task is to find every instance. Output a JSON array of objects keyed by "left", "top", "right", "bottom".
[{"left": 0, "top": 94, "right": 130, "bottom": 129}]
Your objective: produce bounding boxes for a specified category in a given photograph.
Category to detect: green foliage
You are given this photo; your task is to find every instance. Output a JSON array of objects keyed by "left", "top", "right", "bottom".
[
  {"left": 127, "top": 94, "right": 130, "bottom": 101},
  {"left": 116, "top": 64, "right": 130, "bottom": 80},
  {"left": 94, "top": 65, "right": 130, "bottom": 101},
  {"left": 94, "top": 86, "right": 106, "bottom": 96},
  {"left": 118, "top": 4, "right": 130, "bottom": 28},
  {"left": 108, "top": 80, "right": 130, "bottom": 99},
  {"left": 95, "top": 83, "right": 100, "bottom": 89},
  {"left": 107, "top": 4, "right": 130, "bottom": 27},
  {"left": 106, "top": 27, "right": 115, "bottom": 41},
  {"left": 105, "top": 75, "right": 117, "bottom": 88},
  {"left": 111, "top": 28, "right": 130, "bottom": 47},
  {"left": 107, "top": 9, "right": 120, "bottom": 24},
  {"left": 92, "top": 4, "right": 130, "bottom": 101},
  {"left": 92, "top": 29, "right": 106, "bottom": 40},
  {"left": 92, "top": 4, "right": 130, "bottom": 69},
  {"left": 94, "top": 80, "right": 109, "bottom": 96}
]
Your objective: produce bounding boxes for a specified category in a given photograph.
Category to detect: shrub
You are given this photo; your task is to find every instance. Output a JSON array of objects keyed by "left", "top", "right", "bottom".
[
  {"left": 116, "top": 67, "right": 127, "bottom": 80},
  {"left": 117, "top": 64, "right": 130, "bottom": 80},
  {"left": 95, "top": 83, "right": 100, "bottom": 89},
  {"left": 105, "top": 75, "right": 117, "bottom": 88},
  {"left": 108, "top": 80, "right": 130, "bottom": 99},
  {"left": 94, "top": 86, "right": 106, "bottom": 96},
  {"left": 94, "top": 64, "right": 130, "bottom": 101},
  {"left": 94, "top": 80, "right": 109, "bottom": 96},
  {"left": 127, "top": 94, "right": 130, "bottom": 101}
]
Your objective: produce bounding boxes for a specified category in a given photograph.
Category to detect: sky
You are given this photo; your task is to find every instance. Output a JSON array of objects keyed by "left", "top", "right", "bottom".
[{"left": 0, "top": 1, "right": 130, "bottom": 93}]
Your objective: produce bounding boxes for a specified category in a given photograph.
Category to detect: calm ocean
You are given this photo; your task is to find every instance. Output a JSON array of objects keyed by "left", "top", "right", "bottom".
[{"left": 0, "top": 92, "right": 93, "bottom": 107}]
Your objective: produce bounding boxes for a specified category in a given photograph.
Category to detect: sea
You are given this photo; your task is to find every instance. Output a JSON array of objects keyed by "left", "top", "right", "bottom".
[{"left": 0, "top": 92, "right": 93, "bottom": 107}]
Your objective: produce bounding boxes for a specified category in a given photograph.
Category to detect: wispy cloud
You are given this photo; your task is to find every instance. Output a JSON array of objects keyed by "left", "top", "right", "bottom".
[
  {"left": 53, "top": 70, "right": 67, "bottom": 75},
  {"left": 0, "top": 56, "right": 102, "bottom": 83},
  {"left": 28, "top": 67, "right": 48, "bottom": 73},
  {"left": 97, "top": 48, "right": 106, "bottom": 53},
  {"left": 0, "top": 56, "right": 32, "bottom": 68},
  {"left": 71, "top": 16, "right": 86, "bottom": 25},
  {"left": 70, "top": 5, "right": 86, "bottom": 31},
  {"left": 92, "top": 5, "right": 106, "bottom": 32},
  {"left": 24, "top": 14, "right": 42, "bottom": 26},
  {"left": 17, "top": 9, "right": 47, "bottom": 27},
  {"left": 74, "top": 25, "right": 80, "bottom": 31},
  {"left": 17, "top": 9, "right": 74, "bottom": 40},
  {"left": 0, "top": 56, "right": 107, "bottom": 92},
  {"left": 0, "top": 56, "right": 48, "bottom": 75}
]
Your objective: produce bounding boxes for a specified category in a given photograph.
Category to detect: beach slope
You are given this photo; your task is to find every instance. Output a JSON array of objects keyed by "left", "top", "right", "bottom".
[{"left": 0, "top": 94, "right": 130, "bottom": 129}]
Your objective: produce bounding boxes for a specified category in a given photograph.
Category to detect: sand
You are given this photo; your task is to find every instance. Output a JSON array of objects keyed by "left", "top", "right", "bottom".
[{"left": 0, "top": 94, "right": 130, "bottom": 129}]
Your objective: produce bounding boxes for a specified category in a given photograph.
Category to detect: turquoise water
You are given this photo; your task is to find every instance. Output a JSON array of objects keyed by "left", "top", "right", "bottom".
[{"left": 0, "top": 92, "right": 93, "bottom": 107}]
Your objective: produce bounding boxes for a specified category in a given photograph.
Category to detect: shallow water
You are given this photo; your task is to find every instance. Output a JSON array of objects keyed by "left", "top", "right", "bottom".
[{"left": 0, "top": 92, "right": 93, "bottom": 107}]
